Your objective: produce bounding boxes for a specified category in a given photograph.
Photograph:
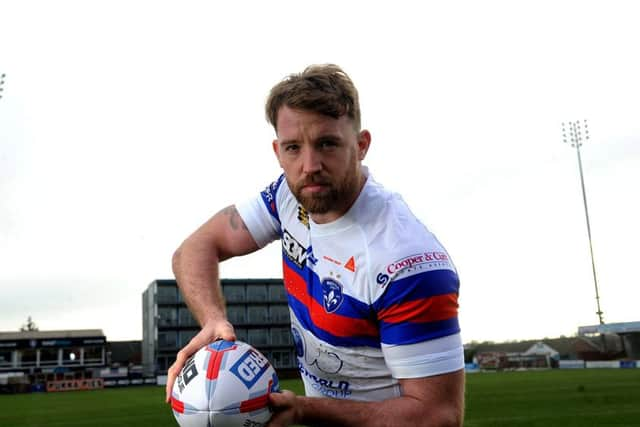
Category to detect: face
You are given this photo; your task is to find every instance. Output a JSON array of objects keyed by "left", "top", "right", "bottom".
[{"left": 272, "top": 106, "right": 371, "bottom": 223}]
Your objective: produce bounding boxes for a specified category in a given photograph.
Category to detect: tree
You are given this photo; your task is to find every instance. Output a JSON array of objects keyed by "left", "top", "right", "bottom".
[{"left": 20, "top": 316, "right": 39, "bottom": 332}]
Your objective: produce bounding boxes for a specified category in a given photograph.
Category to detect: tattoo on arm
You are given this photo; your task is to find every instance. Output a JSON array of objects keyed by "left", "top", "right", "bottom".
[{"left": 221, "top": 206, "right": 248, "bottom": 231}]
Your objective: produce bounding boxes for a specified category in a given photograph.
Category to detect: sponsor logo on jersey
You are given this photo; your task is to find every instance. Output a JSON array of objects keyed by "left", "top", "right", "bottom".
[
  {"left": 323, "top": 255, "right": 342, "bottom": 266},
  {"left": 376, "top": 273, "right": 390, "bottom": 287},
  {"left": 297, "top": 205, "right": 309, "bottom": 228},
  {"left": 299, "top": 363, "right": 352, "bottom": 398},
  {"left": 385, "top": 251, "right": 450, "bottom": 275},
  {"left": 321, "top": 278, "right": 344, "bottom": 313},
  {"left": 291, "top": 326, "right": 305, "bottom": 358},
  {"left": 260, "top": 176, "right": 284, "bottom": 215},
  {"left": 344, "top": 256, "right": 356, "bottom": 273},
  {"left": 291, "top": 326, "right": 343, "bottom": 374},
  {"left": 283, "top": 230, "right": 307, "bottom": 268},
  {"left": 229, "top": 349, "right": 270, "bottom": 389},
  {"left": 307, "top": 245, "right": 318, "bottom": 266}
]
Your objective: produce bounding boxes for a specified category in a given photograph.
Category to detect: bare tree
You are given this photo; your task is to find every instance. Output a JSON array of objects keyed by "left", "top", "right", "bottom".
[{"left": 20, "top": 316, "right": 39, "bottom": 332}]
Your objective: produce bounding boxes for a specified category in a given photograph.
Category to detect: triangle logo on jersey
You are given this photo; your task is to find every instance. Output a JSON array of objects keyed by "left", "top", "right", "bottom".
[{"left": 344, "top": 256, "right": 356, "bottom": 273}]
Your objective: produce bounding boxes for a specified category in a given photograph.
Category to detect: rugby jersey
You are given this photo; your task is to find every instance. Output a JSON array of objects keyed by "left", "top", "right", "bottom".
[{"left": 236, "top": 168, "right": 463, "bottom": 401}]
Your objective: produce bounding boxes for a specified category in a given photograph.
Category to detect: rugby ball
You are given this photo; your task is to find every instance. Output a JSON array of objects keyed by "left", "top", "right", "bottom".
[{"left": 171, "top": 340, "right": 279, "bottom": 427}]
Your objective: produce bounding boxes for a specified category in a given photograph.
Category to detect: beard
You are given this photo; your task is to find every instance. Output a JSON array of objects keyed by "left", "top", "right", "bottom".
[{"left": 289, "top": 164, "right": 361, "bottom": 215}]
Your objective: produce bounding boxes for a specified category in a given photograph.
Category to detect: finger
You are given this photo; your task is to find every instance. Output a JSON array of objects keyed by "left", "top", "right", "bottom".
[
  {"left": 164, "top": 338, "right": 207, "bottom": 402},
  {"left": 218, "top": 322, "right": 237, "bottom": 341},
  {"left": 268, "top": 389, "right": 294, "bottom": 408},
  {"left": 165, "top": 322, "right": 237, "bottom": 403},
  {"left": 165, "top": 362, "right": 179, "bottom": 403}
]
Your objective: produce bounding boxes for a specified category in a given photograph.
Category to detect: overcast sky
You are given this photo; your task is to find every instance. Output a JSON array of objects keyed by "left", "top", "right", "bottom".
[{"left": 1, "top": 1, "right": 639, "bottom": 343}]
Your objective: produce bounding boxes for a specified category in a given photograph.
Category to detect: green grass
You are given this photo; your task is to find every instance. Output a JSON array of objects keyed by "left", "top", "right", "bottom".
[
  {"left": 0, "top": 370, "right": 639, "bottom": 426},
  {"left": 464, "top": 369, "right": 640, "bottom": 426}
]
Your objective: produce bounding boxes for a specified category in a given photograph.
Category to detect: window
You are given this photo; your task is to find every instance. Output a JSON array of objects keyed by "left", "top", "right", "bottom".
[
  {"left": 271, "top": 328, "right": 292, "bottom": 345},
  {"left": 0, "top": 350, "right": 12, "bottom": 367},
  {"left": 84, "top": 346, "right": 103, "bottom": 364},
  {"left": 20, "top": 349, "right": 37, "bottom": 367},
  {"left": 235, "top": 328, "right": 247, "bottom": 342},
  {"left": 248, "top": 329, "right": 269, "bottom": 346},
  {"left": 247, "top": 306, "right": 268, "bottom": 323},
  {"left": 246, "top": 284, "right": 267, "bottom": 302},
  {"left": 158, "top": 307, "right": 178, "bottom": 327},
  {"left": 179, "top": 330, "right": 198, "bottom": 348},
  {"left": 39, "top": 347, "right": 59, "bottom": 366},
  {"left": 157, "top": 285, "right": 177, "bottom": 304},
  {"left": 227, "top": 306, "right": 247, "bottom": 324},
  {"left": 179, "top": 307, "right": 197, "bottom": 326},
  {"left": 157, "top": 356, "right": 172, "bottom": 372},
  {"left": 224, "top": 285, "right": 246, "bottom": 302},
  {"left": 63, "top": 347, "right": 82, "bottom": 365},
  {"left": 269, "top": 284, "right": 287, "bottom": 301},
  {"left": 269, "top": 305, "right": 290, "bottom": 323},
  {"left": 271, "top": 350, "right": 293, "bottom": 368},
  {"left": 158, "top": 331, "right": 177, "bottom": 349}
]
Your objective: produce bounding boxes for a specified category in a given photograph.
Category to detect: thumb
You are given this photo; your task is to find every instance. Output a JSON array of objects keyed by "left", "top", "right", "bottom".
[
  {"left": 217, "top": 322, "right": 237, "bottom": 342},
  {"left": 269, "top": 389, "right": 295, "bottom": 407}
]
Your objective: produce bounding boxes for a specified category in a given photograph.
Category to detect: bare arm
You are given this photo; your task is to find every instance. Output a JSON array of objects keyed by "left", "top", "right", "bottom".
[
  {"left": 268, "top": 369, "right": 465, "bottom": 427},
  {"left": 165, "top": 205, "right": 259, "bottom": 401}
]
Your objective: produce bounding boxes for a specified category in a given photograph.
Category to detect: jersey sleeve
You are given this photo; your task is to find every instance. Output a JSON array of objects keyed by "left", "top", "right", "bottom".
[
  {"left": 372, "top": 251, "right": 463, "bottom": 378},
  {"left": 235, "top": 175, "right": 286, "bottom": 248}
]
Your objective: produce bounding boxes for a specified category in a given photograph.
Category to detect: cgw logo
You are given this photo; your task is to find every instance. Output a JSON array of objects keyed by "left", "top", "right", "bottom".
[
  {"left": 229, "top": 349, "right": 270, "bottom": 389},
  {"left": 283, "top": 230, "right": 307, "bottom": 268},
  {"left": 321, "top": 278, "right": 343, "bottom": 313}
]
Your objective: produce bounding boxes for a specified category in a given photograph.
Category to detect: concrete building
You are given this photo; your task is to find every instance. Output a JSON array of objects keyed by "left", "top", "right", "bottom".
[{"left": 142, "top": 279, "right": 296, "bottom": 377}]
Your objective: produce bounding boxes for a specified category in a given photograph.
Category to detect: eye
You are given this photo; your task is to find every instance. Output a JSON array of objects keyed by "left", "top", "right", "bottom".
[
  {"left": 284, "top": 144, "right": 300, "bottom": 153},
  {"left": 318, "top": 138, "right": 338, "bottom": 149}
]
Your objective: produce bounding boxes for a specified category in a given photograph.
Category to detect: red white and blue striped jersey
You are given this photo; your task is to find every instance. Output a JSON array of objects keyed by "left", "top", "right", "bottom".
[{"left": 236, "top": 169, "right": 463, "bottom": 401}]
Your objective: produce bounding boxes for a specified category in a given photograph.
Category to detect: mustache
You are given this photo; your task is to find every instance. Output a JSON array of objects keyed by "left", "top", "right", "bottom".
[{"left": 299, "top": 174, "right": 331, "bottom": 187}]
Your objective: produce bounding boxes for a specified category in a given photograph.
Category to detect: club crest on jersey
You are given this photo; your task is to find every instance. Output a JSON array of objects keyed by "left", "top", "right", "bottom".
[{"left": 321, "top": 278, "right": 344, "bottom": 313}]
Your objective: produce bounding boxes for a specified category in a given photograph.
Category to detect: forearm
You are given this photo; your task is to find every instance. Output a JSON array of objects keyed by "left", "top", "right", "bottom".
[
  {"left": 172, "top": 236, "right": 226, "bottom": 325},
  {"left": 271, "top": 371, "right": 465, "bottom": 427},
  {"left": 296, "top": 394, "right": 461, "bottom": 427}
]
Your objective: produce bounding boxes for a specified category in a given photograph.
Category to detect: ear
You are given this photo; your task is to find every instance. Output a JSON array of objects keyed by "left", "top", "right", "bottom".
[
  {"left": 357, "top": 130, "right": 371, "bottom": 161},
  {"left": 272, "top": 139, "right": 283, "bottom": 167}
]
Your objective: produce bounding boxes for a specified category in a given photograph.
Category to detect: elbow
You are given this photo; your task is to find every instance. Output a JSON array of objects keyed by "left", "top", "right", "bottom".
[
  {"left": 172, "top": 244, "right": 185, "bottom": 280},
  {"left": 431, "top": 407, "right": 463, "bottom": 427}
]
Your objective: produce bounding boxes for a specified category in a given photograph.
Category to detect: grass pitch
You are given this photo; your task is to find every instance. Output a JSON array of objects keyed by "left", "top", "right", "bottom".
[{"left": 0, "top": 369, "right": 638, "bottom": 426}]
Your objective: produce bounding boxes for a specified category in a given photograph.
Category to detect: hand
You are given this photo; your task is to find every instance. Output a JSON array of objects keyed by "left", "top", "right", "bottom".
[
  {"left": 164, "top": 318, "right": 236, "bottom": 402},
  {"left": 267, "top": 390, "right": 301, "bottom": 427}
]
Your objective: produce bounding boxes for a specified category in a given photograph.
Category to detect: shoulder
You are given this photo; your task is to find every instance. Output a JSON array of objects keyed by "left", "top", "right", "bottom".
[
  {"left": 359, "top": 181, "right": 453, "bottom": 268},
  {"left": 354, "top": 181, "right": 458, "bottom": 302}
]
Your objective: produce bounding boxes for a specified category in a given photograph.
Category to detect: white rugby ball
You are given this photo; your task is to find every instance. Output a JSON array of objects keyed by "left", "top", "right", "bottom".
[{"left": 170, "top": 340, "right": 279, "bottom": 427}]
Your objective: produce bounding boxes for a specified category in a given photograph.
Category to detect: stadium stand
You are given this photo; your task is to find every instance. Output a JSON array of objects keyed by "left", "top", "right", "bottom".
[
  {"left": 0, "top": 329, "right": 107, "bottom": 392},
  {"left": 469, "top": 335, "right": 626, "bottom": 370}
]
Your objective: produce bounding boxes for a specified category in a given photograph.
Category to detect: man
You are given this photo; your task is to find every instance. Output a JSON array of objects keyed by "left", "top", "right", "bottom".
[{"left": 167, "top": 64, "right": 464, "bottom": 426}]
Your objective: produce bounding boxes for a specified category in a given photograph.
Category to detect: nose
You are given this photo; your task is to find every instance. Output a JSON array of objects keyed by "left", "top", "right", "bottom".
[{"left": 301, "top": 146, "right": 322, "bottom": 175}]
